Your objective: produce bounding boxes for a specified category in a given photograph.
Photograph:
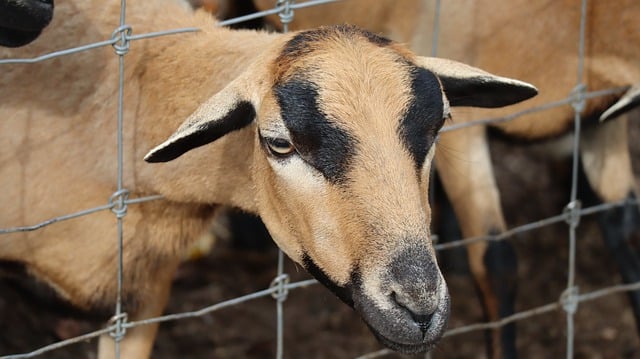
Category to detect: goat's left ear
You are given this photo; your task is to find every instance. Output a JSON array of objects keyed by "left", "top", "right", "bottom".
[
  {"left": 145, "top": 79, "right": 259, "bottom": 163},
  {"left": 415, "top": 57, "right": 538, "bottom": 108}
]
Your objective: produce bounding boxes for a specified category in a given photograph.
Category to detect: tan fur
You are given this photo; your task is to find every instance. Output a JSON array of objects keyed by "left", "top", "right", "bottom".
[
  {"left": 0, "top": 0, "right": 537, "bottom": 357},
  {"left": 247, "top": 0, "right": 639, "bottom": 357}
]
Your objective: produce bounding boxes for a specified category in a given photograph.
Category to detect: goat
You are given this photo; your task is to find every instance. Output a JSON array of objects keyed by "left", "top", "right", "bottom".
[
  {"left": 247, "top": 0, "right": 640, "bottom": 357},
  {"left": 0, "top": 0, "right": 54, "bottom": 47},
  {"left": 0, "top": 0, "right": 537, "bottom": 357}
]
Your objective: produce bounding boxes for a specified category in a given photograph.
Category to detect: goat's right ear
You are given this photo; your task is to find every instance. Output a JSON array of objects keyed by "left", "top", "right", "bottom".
[
  {"left": 144, "top": 84, "right": 258, "bottom": 163},
  {"left": 415, "top": 57, "right": 538, "bottom": 108}
]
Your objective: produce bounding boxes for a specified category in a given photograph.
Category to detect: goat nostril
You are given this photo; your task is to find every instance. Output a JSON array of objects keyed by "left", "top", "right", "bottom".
[
  {"left": 391, "top": 292, "right": 434, "bottom": 333},
  {"left": 411, "top": 313, "right": 434, "bottom": 334}
]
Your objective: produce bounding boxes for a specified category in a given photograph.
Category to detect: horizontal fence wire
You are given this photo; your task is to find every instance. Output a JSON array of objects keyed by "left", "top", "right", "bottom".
[
  {"left": 0, "top": 195, "right": 163, "bottom": 234},
  {"left": 434, "top": 197, "right": 640, "bottom": 250},
  {"left": 1, "top": 0, "right": 639, "bottom": 358},
  {"left": 0, "top": 279, "right": 319, "bottom": 359},
  {"left": 3, "top": 274, "right": 640, "bottom": 359}
]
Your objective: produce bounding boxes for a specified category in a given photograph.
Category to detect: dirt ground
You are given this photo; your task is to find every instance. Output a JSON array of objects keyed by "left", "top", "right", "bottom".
[{"left": 1, "top": 120, "right": 639, "bottom": 359}]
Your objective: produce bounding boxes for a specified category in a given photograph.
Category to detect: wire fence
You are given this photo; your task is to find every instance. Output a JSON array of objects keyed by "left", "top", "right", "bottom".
[{"left": 1, "top": 0, "right": 638, "bottom": 358}]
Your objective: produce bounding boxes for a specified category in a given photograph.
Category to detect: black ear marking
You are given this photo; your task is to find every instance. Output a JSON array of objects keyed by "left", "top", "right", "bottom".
[
  {"left": 439, "top": 75, "right": 538, "bottom": 108},
  {"left": 414, "top": 57, "right": 538, "bottom": 108},
  {"left": 0, "top": 28, "right": 44, "bottom": 47},
  {"left": 0, "top": 0, "right": 54, "bottom": 47},
  {"left": 145, "top": 101, "right": 256, "bottom": 163}
]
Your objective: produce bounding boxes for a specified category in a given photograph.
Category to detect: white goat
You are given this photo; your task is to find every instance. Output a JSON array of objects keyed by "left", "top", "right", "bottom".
[{"left": 0, "top": 0, "right": 537, "bottom": 357}]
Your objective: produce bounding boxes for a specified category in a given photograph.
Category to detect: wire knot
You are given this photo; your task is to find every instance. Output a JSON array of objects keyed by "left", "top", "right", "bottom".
[
  {"left": 560, "top": 286, "right": 579, "bottom": 315},
  {"left": 109, "top": 189, "right": 130, "bottom": 218},
  {"left": 276, "top": 0, "right": 295, "bottom": 28},
  {"left": 563, "top": 200, "right": 582, "bottom": 229},
  {"left": 108, "top": 312, "right": 128, "bottom": 342},
  {"left": 270, "top": 273, "right": 290, "bottom": 302},
  {"left": 111, "top": 25, "right": 132, "bottom": 56},
  {"left": 570, "top": 83, "right": 587, "bottom": 114}
]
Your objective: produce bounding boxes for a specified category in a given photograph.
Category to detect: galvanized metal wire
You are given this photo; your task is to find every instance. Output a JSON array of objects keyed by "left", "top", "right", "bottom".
[
  {"left": 1, "top": 0, "right": 638, "bottom": 358},
  {"left": 564, "top": 1, "right": 589, "bottom": 356}
]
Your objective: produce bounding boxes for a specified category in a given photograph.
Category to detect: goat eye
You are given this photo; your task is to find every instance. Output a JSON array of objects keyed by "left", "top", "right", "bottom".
[{"left": 265, "top": 137, "right": 296, "bottom": 157}]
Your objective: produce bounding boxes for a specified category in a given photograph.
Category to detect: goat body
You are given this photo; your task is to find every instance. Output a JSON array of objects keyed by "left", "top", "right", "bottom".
[{"left": 0, "top": 0, "right": 537, "bottom": 357}]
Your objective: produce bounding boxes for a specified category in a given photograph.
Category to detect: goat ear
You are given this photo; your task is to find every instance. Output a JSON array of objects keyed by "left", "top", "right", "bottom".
[
  {"left": 144, "top": 83, "right": 258, "bottom": 163},
  {"left": 599, "top": 84, "right": 640, "bottom": 122},
  {"left": 415, "top": 57, "right": 538, "bottom": 108}
]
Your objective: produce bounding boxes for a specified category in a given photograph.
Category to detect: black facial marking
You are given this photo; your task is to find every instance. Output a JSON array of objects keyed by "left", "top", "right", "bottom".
[
  {"left": 145, "top": 101, "right": 255, "bottom": 163},
  {"left": 302, "top": 254, "right": 355, "bottom": 307},
  {"left": 277, "top": 25, "right": 392, "bottom": 66},
  {"left": 399, "top": 67, "right": 445, "bottom": 170},
  {"left": 274, "top": 78, "right": 356, "bottom": 184},
  {"left": 358, "top": 28, "right": 393, "bottom": 46}
]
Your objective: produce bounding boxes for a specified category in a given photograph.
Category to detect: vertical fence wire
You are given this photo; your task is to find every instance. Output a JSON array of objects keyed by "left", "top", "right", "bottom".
[
  {"left": 564, "top": 0, "right": 588, "bottom": 357},
  {"left": 273, "top": 3, "right": 295, "bottom": 358},
  {"left": 273, "top": 250, "right": 288, "bottom": 359},
  {"left": 110, "top": 0, "right": 131, "bottom": 357}
]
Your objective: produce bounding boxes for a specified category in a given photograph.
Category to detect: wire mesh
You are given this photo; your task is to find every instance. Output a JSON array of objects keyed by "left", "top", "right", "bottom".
[{"left": 0, "top": 0, "right": 638, "bottom": 358}]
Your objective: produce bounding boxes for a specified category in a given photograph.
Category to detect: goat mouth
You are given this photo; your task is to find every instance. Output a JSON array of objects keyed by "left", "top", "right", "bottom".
[
  {"left": 369, "top": 329, "right": 437, "bottom": 354},
  {"left": 362, "top": 299, "right": 450, "bottom": 354},
  {"left": 353, "top": 276, "right": 451, "bottom": 354}
]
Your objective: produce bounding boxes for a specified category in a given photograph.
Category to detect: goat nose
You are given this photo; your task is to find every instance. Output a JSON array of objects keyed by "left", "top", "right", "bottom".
[{"left": 388, "top": 245, "right": 442, "bottom": 332}]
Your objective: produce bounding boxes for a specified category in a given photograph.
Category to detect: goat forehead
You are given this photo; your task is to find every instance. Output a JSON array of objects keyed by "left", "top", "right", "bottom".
[
  {"left": 274, "top": 24, "right": 396, "bottom": 81},
  {"left": 271, "top": 25, "right": 446, "bottom": 183}
]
